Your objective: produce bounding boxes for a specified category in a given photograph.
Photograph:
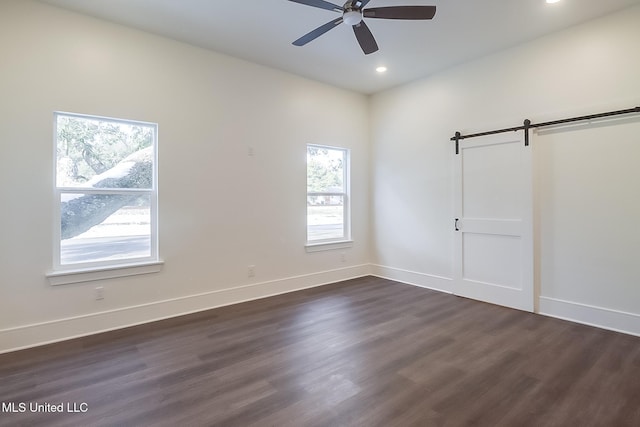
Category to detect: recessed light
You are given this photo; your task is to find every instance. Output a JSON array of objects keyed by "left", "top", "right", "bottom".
[
  {"left": 376, "top": 66, "right": 387, "bottom": 73},
  {"left": 546, "top": 0, "right": 561, "bottom": 4}
]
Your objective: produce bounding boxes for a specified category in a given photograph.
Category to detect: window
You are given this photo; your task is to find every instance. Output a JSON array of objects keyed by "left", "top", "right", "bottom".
[
  {"left": 52, "top": 112, "right": 158, "bottom": 275},
  {"left": 306, "top": 144, "right": 350, "bottom": 246}
]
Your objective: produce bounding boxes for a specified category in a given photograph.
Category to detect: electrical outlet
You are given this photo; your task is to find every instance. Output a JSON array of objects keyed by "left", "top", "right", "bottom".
[
  {"left": 248, "top": 265, "right": 255, "bottom": 278},
  {"left": 95, "top": 286, "right": 104, "bottom": 301},
  {"left": 340, "top": 252, "right": 346, "bottom": 263}
]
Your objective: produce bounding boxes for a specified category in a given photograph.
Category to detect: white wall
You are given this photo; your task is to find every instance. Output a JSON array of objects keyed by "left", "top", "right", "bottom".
[
  {"left": 0, "top": 0, "right": 370, "bottom": 352},
  {"left": 371, "top": 5, "right": 640, "bottom": 334}
]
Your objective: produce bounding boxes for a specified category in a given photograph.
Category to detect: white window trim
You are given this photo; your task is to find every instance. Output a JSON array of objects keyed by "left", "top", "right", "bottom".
[
  {"left": 50, "top": 112, "right": 160, "bottom": 283},
  {"left": 46, "top": 261, "right": 163, "bottom": 286},
  {"left": 306, "top": 144, "right": 351, "bottom": 248},
  {"left": 305, "top": 240, "right": 354, "bottom": 253}
]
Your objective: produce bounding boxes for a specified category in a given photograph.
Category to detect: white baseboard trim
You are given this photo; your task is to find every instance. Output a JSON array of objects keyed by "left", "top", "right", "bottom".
[
  {"left": 370, "top": 264, "right": 453, "bottom": 294},
  {"left": 0, "top": 264, "right": 371, "bottom": 354},
  {"left": 7, "top": 267, "right": 638, "bottom": 354},
  {"left": 539, "top": 296, "right": 640, "bottom": 337}
]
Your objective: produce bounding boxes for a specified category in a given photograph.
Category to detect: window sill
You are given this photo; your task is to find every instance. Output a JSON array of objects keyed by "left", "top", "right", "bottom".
[
  {"left": 305, "top": 240, "right": 354, "bottom": 253},
  {"left": 46, "top": 261, "right": 164, "bottom": 286}
]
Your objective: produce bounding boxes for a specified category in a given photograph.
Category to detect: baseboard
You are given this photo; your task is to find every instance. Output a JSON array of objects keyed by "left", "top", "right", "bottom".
[
  {"left": 373, "top": 266, "right": 640, "bottom": 337},
  {"left": 370, "top": 264, "right": 453, "bottom": 294},
  {"left": 539, "top": 296, "right": 640, "bottom": 337},
  {"left": 7, "top": 267, "right": 637, "bottom": 354},
  {"left": 0, "top": 264, "right": 371, "bottom": 354}
]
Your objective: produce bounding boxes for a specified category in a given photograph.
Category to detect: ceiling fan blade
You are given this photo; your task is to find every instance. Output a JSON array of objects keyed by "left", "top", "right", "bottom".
[
  {"left": 288, "top": 0, "right": 343, "bottom": 13},
  {"left": 293, "top": 17, "right": 343, "bottom": 46},
  {"left": 353, "top": 21, "right": 378, "bottom": 55},
  {"left": 363, "top": 6, "right": 437, "bottom": 20}
]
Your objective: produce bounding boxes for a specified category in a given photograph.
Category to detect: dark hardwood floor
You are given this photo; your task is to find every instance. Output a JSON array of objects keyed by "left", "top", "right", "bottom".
[{"left": 1, "top": 276, "right": 639, "bottom": 426}]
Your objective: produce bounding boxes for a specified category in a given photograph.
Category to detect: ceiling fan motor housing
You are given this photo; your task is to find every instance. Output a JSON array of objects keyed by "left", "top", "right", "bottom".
[{"left": 343, "top": 10, "right": 363, "bottom": 26}]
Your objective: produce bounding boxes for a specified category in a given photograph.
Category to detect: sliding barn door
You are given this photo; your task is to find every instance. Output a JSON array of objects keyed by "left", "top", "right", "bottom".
[{"left": 453, "top": 134, "right": 533, "bottom": 312}]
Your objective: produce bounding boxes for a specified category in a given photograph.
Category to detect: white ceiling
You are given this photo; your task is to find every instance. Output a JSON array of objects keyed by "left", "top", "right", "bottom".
[{"left": 40, "top": 0, "right": 640, "bottom": 94}]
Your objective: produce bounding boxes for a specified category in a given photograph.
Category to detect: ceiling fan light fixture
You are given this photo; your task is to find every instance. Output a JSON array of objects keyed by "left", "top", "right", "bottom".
[{"left": 343, "top": 10, "right": 363, "bottom": 26}]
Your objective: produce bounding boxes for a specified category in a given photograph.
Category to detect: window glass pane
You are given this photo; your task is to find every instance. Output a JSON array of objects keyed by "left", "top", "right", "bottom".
[
  {"left": 307, "top": 195, "right": 344, "bottom": 241},
  {"left": 307, "top": 146, "right": 345, "bottom": 193},
  {"left": 60, "top": 194, "right": 151, "bottom": 265},
  {"left": 56, "top": 114, "right": 154, "bottom": 189}
]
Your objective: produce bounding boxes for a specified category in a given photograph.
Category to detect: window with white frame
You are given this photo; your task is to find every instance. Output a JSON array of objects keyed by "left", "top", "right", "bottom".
[
  {"left": 53, "top": 112, "right": 158, "bottom": 270},
  {"left": 306, "top": 144, "right": 350, "bottom": 244}
]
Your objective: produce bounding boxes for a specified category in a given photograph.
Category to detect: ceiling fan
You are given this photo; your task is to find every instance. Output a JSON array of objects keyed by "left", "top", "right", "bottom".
[{"left": 289, "top": 0, "right": 436, "bottom": 55}]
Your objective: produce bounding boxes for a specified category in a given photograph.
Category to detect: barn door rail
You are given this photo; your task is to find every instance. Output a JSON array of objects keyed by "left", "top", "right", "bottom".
[{"left": 451, "top": 106, "right": 640, "bottom": 154}]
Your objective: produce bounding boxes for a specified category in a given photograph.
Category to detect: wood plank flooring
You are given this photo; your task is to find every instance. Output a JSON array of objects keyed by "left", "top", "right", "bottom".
[{"left": 1, "top": 276, "right": 639, "bottom": 426}]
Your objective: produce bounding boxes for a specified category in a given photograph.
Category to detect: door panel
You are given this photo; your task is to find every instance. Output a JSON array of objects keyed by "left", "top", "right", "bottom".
[
  {"left": 462, "top": 142, "right": 523, "bottom": 219},
  {"left": 463, "top": 233, "right": 522, "bottom": 289},
  {"left": 454, "top": 134, "right": 533, "bottom": 312}
]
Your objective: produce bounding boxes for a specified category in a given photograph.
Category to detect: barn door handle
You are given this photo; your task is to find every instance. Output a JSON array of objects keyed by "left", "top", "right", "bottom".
[{"left": 455, "top": 218, "right": 459, "bottom": 232}]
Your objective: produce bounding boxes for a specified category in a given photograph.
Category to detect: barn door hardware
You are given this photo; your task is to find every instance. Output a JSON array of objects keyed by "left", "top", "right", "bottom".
[{"left": 450, "top": 106, "right": 640, "bottom": 154}]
